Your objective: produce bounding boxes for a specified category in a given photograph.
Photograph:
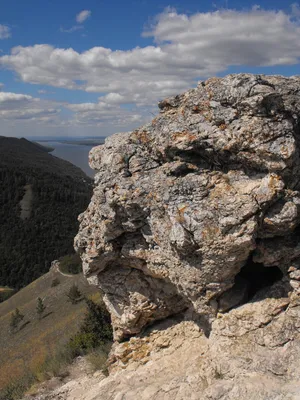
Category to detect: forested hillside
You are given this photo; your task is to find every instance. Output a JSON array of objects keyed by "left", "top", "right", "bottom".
[{"left": 0, "top": 136, "right": 93, "bottom": 288}]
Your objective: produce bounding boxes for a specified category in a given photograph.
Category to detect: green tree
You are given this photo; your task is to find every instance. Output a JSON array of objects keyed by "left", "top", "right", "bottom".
[
  {"left": 10, "top": 308, "right": 24, "bottom": 333},
  {"left": 68, "top": 299, "right": 113, "bottom": 355},
  {"left": 81, "top": 299, "right": 113, "bottom": 342},
  {"left": 59, "top": 254, "right": 82, "bottom": 275},
  {"left": 36, "top": 297, "right": 46, "bottom": 320},
  {"left": 66, "top": 284, "right": 82, "bottom": 304}
]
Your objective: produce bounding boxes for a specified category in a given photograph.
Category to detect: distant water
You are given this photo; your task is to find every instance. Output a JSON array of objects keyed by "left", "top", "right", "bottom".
[{"left": 39, "top": 141, "right": 95, "bottom": 178}]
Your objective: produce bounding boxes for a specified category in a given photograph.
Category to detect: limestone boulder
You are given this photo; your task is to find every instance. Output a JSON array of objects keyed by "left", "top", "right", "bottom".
[{"left": 75, "top": 74, "right": 300, "bottom": 340}]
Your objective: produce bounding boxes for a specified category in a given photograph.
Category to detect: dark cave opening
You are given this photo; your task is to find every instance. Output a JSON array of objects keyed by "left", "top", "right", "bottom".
[{"left": 235, "top": 259, "right": 284, "bottom": 301}]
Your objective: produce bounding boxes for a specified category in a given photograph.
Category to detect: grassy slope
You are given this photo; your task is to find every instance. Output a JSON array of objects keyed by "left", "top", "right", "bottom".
[{"left": 0, "top": 269, "right": 99, "bottom": 390}]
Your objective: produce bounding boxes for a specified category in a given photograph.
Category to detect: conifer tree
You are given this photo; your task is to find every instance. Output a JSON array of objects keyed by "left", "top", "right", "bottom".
[
  {"left": 10, "top": 308, "right": 24, "bottom": 333},
  {"left": 67, "top": 284, "right": 82, "bottom": 304},
  {"left": 36, "top": 297, "right": 46, "bottom": 320},
  {"left": 81, "top": 298, "right": 113, "bottom": 342}
]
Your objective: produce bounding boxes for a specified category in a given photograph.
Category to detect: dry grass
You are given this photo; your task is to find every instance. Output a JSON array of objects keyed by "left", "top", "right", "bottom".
[
  {"left": 87, "top": 343, "right": 111, "bottom": 374},
  {"left": 0, "top": 269, "right": 99, "bottom": 391}
]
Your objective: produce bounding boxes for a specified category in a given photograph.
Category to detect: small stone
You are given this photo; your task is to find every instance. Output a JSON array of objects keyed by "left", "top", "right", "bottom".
[
  {"left": 290, "top": 280, "right": 300, "bottom": 290},
  {"left": 290, "top": 270, "right": 300, "bottom": 280}
]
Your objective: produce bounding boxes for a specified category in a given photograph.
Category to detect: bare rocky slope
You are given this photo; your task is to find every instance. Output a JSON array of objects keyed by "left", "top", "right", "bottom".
[{"left": 28, "top": 74, "right": 300, "bottom": 399}]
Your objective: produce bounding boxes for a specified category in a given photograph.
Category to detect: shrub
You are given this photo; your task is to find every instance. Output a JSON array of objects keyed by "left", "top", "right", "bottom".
[
  {"left": 68, "top": 332, "right": 97, "bottom": 356},
  {"left": 59, "top": 254, "right": 82, "bottom": 275},
  {"left": 34, "top": 349, "right": 73, "bottom": 382},
  {"left": 51, "top": 278, "right": 60, "bottom": 287},
  {"left": 66, "top": 284, "right": 82, "bottom": 304},
  {"left": 87, "top": 343, "right": 111, "bottom": 374},
  {"left": 9, "top": 308, "right": 24, "bottom": 333},
  {"left": 0, "top": 289, "right": 16, "bottom": 303},
  {"left": 0, "top": 372, "right": 35, "bottom": 400}
]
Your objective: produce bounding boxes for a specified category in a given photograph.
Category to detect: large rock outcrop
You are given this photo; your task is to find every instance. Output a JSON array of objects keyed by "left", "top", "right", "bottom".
[{"left": 75, "top": 74, "right": 300, "bottom": 341}]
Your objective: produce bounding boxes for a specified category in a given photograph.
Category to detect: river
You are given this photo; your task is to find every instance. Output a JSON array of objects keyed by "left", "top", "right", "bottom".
[{"left": 38, "top": 141, "right": 97, "bottom": 178}]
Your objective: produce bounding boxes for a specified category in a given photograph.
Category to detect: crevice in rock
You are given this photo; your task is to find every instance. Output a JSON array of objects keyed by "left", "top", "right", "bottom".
[
  {"left": 164, "top": 144, "right": 240, "bottom": 173},
  {"left": 217, "top": 257, "right": 285, "bottom": 313},
  {"left": 237, "top": 259, "right": 283, "bottom": 300}
]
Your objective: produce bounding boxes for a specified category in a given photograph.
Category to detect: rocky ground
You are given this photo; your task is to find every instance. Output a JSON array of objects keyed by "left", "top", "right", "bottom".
[{"left": 25, "top": 293, "right": 300, "bottom": 399}]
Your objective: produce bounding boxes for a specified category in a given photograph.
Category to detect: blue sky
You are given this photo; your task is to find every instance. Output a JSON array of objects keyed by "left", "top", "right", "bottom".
[{"left": 0, "top": 0, "right": 299, "bottom": 137}]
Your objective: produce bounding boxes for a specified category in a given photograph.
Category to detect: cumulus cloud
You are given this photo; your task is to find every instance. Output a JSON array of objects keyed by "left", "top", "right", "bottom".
[
  {"left": 0, "top": 89, "right": 142, "bottom": 129},
  {"left": 0, "top": 24, "right": 11, "bottom": 39},
  {"left": 0, "top": 92, "right": 33, "bottom": 105},
  {"left": 1, "top": 6, "right": 300, "bottom": 131},
  {"left": 0, "top": 91, "right": 60, "bottom": 121},
  {"left": 65, "top": 99, "right": 149, "bottom": 128},
  {"left": 76, "top": 10, "right": 91, "bottom": 23}
]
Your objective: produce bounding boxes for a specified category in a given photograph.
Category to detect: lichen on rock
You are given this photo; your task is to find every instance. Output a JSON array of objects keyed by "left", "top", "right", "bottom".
[{"left": 75, "top": 73, "right": 300, "bottom": 341}]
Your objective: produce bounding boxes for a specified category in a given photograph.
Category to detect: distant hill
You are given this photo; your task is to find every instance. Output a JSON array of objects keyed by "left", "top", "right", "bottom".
[
  {"left": 0, "top": 136, "right": 93, "bottom": 288},
  {"left": 0, "top": 267, "right": 99, "bottom": 392}
]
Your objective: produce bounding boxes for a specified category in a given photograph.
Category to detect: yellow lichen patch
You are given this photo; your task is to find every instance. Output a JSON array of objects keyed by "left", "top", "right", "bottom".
[
  {"left": 137, "top": 130, "right": 150, "bottom": 144},
  {"left": 263, "top": 218, "right": 274, "bottom": 225},
  {"left": 176, "top": 204, "right": 188, "bottom": 224},
  {"left": 219, "top": 124, "right": 227, "bottom": 131},
  {"left": 208, "top": 90, "right": 214, "bottom": 100},
  {"left": 147, "top": 192, "right": 159, "bottom": 201},
  {"left": 171, "top": 131, "right": 197, "bottom": 143},
  {"left": 280, "top": 145, "right": 291, "bottom": 159},
  {"left": 205, "top": 77, "right": 221, "bottom": 86},
  {"left": 201, "top": 224, "right": 221, "bottom": 241},
  {"left": 199, "top": 100, "right": 211, "bottom": 110},
  {"left": 113, "top": 339, "right": 152, "bottom": 369},
  {"left": 209, "top": 182, "right": 232, "bottom": 200},
  {"left": 268, "top": 174, "right": 283, "bottom": 193}
]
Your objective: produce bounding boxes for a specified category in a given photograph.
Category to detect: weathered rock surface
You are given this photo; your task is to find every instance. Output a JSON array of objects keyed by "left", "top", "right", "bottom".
[{"left": 75, "top": 73, "right": 300, "bottom": 340}]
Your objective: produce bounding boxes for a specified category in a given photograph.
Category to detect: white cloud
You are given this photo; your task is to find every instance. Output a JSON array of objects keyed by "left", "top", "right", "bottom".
[
  {"left": 1, "top": 6, "right": 300, "bottom": 133},
  {"left": 64, "top": 99, "right": 149, "bottom": 127},
  {"left": 0, "top": 91, "right": 60, "bottom": 121},
  {"left": 292, "top": 3, "right": 300, "bottom": 18},
  {"left": 0, "top": 25, "right": 11, "bottom": 39},
  {"left": 0, "top": 92, "right": 33, "bottom": 105},
  {"left": 60, "top": 9, "right": 91, "bottom": 33},
  {"left": 0, "top": 89, "right": 144, "bottom": 130},
  {"left": 60, "top": 25, "right": 83, "bottom": 33},
  {"left": 76, "top": 10, "right": 91, "bottom": 23}
]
